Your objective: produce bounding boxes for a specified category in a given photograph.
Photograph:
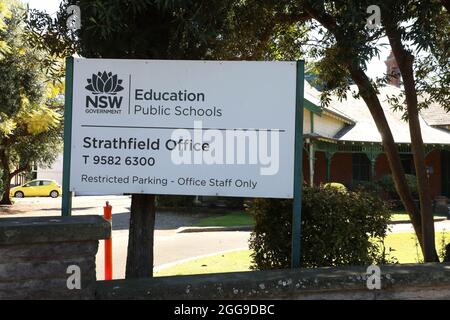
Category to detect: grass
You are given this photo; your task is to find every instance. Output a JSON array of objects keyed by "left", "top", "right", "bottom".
[
  {"left": 193, "top": 210, "right": 447, "bottom": 226},
  {"left": 155, "top": 231, "right": 450, "bottom": 277},
  {"left": 382, "top": 231, "right": 450, "bottom": 263},
  {"left": 155, "top": 250, "right": 253, "bottom": 277},
  {"left": 194, "top": 211, "right": 254, "bottom": 227},
  {"left": 389, "top": 210, "right": 448, "bottom": 222}
]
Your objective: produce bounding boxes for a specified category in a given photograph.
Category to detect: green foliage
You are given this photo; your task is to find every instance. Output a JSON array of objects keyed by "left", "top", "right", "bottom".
[
  {"left": 377, "top": 174, "right": 419, "bottom": 199},
  {"left": 352, "top": 175, "right": 419, "bottom": 200},
  {"left": 0, "top": 5, "right": 43, "bottom": 117},
  {"left": 156, "top": 195, "right": 196, "bottom": 208},
  {"left": 382, "top": 1, "right": 450, "bottom": 114},
  {"left": 301, "top": 0, "right": 449, "bottom": 113},
  {"left": 194, "top": 211, "right": 254, "bottom": 227},
  {"left": 323, "top": 182, "right": 347, "bottom": 192},
  {"left": 351, "top": 180, "right": 381, "bottom": 193},
  {"left": 438, "top": 229, "right": 448, "bottom": 262},
  {"left": 0, "top": 0, "right": 12, "bottom": 58},
  {"left": 0, "top": 3, "right": 63, "bottom": 204},
  {"left": 29, "top": 0, "right": 236, "bottom": 60},
  {"left": 248, "top": 186, "right": 392, "bottom": 270},
  {"left": 27, "top": 0, "right": 310, "bottom": 62}
]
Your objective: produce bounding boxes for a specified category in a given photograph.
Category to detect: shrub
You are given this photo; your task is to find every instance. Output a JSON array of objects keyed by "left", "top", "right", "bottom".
[
  {"left": 199, "top": 196, "right": 245, "bottom": 209},
  {"left": 351, "top": 180, "right": 381, "bottom": 193},
  {"left": 156, "top": 195, "right": 196, "bottom": 208},
  {"left": 156, "top": 195, "right": 244, "bottom": 210},
  {"left": 377, "top": 174, "right": 418, "bottom": 199},
  {"left": 248, "top": 186, "right": 392, "bottom": 270},
  {"left": 323, "top": 182, "right": 347, "bottom": 192}
]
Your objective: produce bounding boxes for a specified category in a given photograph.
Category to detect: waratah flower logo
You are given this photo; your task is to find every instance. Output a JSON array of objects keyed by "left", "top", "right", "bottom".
[{"left": 85, "top": 71, "right": 124, "bottom": 95}]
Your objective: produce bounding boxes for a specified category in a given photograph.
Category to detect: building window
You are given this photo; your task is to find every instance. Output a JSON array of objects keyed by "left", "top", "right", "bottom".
[
  {"left": 352, "top": 153, "right": 371, "bottom": 181},
  {"left": 400, "top": 154, "right": 415, "bottom": 175}
]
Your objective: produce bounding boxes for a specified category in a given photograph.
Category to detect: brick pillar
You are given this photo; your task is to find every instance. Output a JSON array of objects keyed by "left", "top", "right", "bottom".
[{"left": 0, "top": 215, "right": 111, "bottom": 299}]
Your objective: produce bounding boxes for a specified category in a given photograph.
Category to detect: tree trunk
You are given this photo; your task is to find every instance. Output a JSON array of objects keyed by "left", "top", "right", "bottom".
[
  {"left": 385, "top": 20, "right": 439, "bottom": 262},
  {"left": 347, "top": 65, "right": 424, "bottom": 248},
  {"left": 406, "top": 106, "right": 438, "bottom": 262},
  {"left": 302, "top": 4, "right": 424, "bottom": 249},
  {"left": 0, "top": 173, "right": 12, "bottom": 205},
  {"left": 125, "top": 194, "right": 156, "bottom": 278},
  {"left": 0, "top": 151, "right": 12, "bottom": 205}
]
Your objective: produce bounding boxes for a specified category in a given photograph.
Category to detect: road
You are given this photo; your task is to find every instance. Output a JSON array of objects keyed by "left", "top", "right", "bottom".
[
  {"left": 96, "top": 229, "right": 250, "bottom": 280},
  {"left": 0, "top": 196, "right": 251, "bottom": 280}
]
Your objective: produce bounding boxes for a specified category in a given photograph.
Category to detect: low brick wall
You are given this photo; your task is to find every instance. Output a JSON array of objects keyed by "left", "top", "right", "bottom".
[
  {"left": 0, "top": 215, "right": 110, "bottom": 299},
  {"left": 96, "top": 263, "right": 450, "bottom": 300}
]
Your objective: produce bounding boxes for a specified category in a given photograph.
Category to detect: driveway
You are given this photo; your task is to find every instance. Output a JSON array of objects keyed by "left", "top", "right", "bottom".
[
  {"left": 389, "top": 219, "right": 450, "bottom": 233},
  {"left": 0, "top": 196, "right": 251, "bottom": 280}
]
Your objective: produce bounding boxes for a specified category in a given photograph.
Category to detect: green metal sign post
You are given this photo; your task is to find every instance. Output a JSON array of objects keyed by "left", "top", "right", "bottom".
[
  {"left": 291, "top": 60, "right": 305, "bottom": 268},
  {"left": 62, "top": 57, "right": 74, "bottom": 216}
]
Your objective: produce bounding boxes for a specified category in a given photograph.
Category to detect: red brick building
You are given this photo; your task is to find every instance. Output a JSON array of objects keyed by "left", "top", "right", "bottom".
[{"left": 302, "top": 71, "right": 450, "bottom": 199}]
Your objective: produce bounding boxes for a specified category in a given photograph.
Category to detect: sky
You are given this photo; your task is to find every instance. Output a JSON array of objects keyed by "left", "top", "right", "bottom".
[
  {"left": 24, "top": 0, "right": 391, "bottom": 80},
  {"left": 25, "top": 0, "right": 61, "bottom": 15}
]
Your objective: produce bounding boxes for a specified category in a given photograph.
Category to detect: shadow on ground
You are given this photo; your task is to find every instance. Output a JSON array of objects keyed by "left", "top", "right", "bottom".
[
  {"left": 111, "top": 211, "right": 210, "bottom": 231},
  {"left": 39, "top": 206, "right": 97, "bottom": 212}
]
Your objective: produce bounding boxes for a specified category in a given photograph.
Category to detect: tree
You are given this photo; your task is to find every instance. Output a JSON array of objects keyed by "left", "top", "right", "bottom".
[
  {"left": 27, "top": 0, "right": 449, "bottom": 264},
  {"left": 254, "top": 0, "right": 448, "bottom": 261},
  {"left": 299, "top": 0, "right": 449, "bottom": 262},
  {"left": 0, "top": 0, "right": 12, "bottom": 58},
  {"left": 195, "top": 0, "right": 449, "bottom": 261},
  {"left": 381, "top": 0, "right": 449, "bottom": 262},
  {"left": 0, "top": 2, "right": 63, "bottom": 205},
  {"left": 28, "top": 0, "right": 243, "bottom": 278},
  {"left": 71, "top": 0, "right": 245, "bottom": 278}
]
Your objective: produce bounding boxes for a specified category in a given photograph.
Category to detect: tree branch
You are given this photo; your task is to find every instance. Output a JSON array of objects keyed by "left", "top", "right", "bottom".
[
  {"left": 302, "top": 2, "right": 339, "bottom": 36},
  {"left": 297, "top": 1, "right": 425, "bottom": 249},
  {"left": 11, "top": 161, "right": 31, "bottom": 178}
]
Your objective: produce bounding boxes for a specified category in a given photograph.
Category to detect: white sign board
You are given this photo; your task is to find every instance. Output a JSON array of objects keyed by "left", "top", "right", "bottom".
[{"left": 69, "top": 59, "right": 298, "bottom": 198}]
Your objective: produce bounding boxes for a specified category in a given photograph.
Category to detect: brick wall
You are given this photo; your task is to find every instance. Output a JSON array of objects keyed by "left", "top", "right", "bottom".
[
  {"left": 330, "top": 153, "right": 353, "bottom": 185},
  {"left": 96, "top": 263, "right": 450, "bottom": 300},
  {"left": 0, "top": 215, "right": 110, "bottom": 299},
  {"left": 425, "top": 149, "right": 442, "bottom": 198}
]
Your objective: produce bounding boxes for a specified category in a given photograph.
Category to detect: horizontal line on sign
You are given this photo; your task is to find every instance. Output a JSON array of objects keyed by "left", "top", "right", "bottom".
[{"left": 80, "top": 125, "right": 286, "bottom": 132}]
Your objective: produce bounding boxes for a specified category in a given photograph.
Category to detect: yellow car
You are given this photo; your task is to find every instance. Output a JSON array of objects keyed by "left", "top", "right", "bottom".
[{"left": 10, "top": 179, "right": 62, "bottom": 198}]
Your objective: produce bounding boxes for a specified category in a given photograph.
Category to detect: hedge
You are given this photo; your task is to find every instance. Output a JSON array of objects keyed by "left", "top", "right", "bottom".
[{"left": 248, "top": 186, "right": 392, "bottom": 270}]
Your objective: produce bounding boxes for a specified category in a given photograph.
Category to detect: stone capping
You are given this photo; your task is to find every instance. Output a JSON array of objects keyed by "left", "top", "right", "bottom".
[
  {"left": 0, "top": 215, "right": 111, "bottom": 245},
  {"left": 95, "top": 263, "right": 450, "bottom": 300}
]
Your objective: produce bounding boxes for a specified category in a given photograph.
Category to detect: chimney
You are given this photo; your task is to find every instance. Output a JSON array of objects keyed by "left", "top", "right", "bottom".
[{"left": 385, "top": 50, "right": 401, "bottom": 87}]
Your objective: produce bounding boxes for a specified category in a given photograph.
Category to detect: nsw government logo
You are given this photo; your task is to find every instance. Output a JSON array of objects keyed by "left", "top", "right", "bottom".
[{"left": 85, "top": 71, "right": 125, "bottom": 114}]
